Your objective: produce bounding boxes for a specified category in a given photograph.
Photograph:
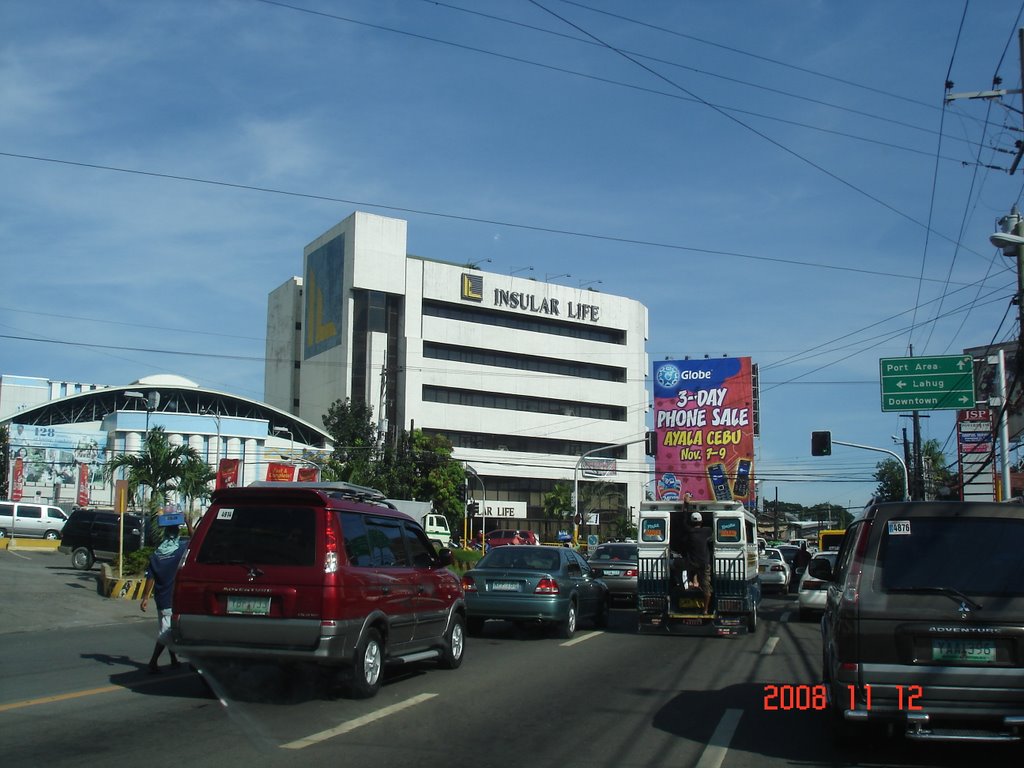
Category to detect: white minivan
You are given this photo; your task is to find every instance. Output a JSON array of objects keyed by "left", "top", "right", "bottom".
[{"left": 0, "top": 501, "right": 68, "bottom": 539}]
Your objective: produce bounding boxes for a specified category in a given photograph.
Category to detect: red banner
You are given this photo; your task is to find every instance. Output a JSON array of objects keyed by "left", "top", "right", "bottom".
[
  {"left": 12, "top": 457, "right": 24, "bottom": 501},
  {"left": 76, "top": 463, "right": 90, "bottom": 507},
  {"left": 296, "top": 466, "right": 319, "bottom": 482},
  {"left": 266, "top": 462, "right": 295, "bottom": 482},
  {"left": 216, "top": 458, "right": 240, "bottom": 489}
]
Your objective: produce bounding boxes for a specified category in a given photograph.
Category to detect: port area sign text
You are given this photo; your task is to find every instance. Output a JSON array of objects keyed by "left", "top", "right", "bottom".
[{"left": 879, "top": 355, "right": 976, "bottom": 412}]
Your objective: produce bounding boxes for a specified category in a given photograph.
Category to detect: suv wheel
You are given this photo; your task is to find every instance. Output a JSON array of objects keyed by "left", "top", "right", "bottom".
[
  {"left": 44, "top": 530, "right": 60, "bottom": 541},
  {"left": 557, "top": 601, "right": 577, "bottom": 639},
  {"left": 747, "top": 606, "right": 758, "bottom": 633},
  {"left": 0, "top": 528, "right": 7, "bottom": 538},
  {"left": 350, "top": 628, "right": 384, "bottom": 699},
  {"left": 438, "top": 615, "right": 465, "bottom": 670},
  {"left": 71, "top": 547, "right": 94, "bottom": 570}
]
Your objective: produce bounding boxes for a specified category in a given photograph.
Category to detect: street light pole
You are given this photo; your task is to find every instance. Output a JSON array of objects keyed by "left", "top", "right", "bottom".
[{"left": 465, "top": 464, "right": 486, "bottom": 550}]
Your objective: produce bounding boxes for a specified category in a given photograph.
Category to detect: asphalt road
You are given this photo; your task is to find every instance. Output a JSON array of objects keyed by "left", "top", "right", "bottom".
[{"left": 1, "top": 548, "right": 1019, "bottom": 768}]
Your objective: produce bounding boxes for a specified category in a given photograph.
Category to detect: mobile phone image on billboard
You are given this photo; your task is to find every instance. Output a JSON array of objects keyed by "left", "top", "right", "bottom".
[
  {"left": 707, "top": 463, "right": 732, "bottom": 501},
  {"left": 732, "top": 458, "right": 752, "bottom": 497}
]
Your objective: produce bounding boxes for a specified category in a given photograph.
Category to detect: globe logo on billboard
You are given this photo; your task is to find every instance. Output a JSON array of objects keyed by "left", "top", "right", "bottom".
[{"left": 655, "top": 364, "right": 680, "bottom": 389}]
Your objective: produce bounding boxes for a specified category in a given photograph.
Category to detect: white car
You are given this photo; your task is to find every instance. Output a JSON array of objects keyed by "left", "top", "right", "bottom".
[
  {"left": 758, "top": 547, "right": 790, "bottom": 594},
  {"left": 798, "top": 551, "right": 838, "bottom": 620}
]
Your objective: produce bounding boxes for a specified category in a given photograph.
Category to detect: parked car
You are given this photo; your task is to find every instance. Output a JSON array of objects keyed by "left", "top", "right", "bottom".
[
  {"left": 758, "top": 547, "right": 791, "bottom": 594},
  {"left": 170, "top": 482, "right": 466, "bottom": 699},
  {"left": 816, "top": 501, "right": 1024, "bottom": 744},
  {"left": 797, "top": 550, "right": 837, "bottom": 620},
  {"left": 59, "top": 508, "right": 142, "bottom": 569},
  {"left": 461, "top": 545, "right": 608, "bottom": 638},
  {"left": 587, "top": 542, "right": 638, "bottom": 606},
  {"left": 485, "top": 528, "right": 524, "bottom": 548},
  {"left": 0, "top": 501, "right": 68, "bottom": 540}
]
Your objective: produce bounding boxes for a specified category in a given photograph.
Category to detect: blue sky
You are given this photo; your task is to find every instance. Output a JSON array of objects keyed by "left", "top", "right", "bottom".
[{"left": 3, "top": 1, "right": 1022, "bottom": 510}]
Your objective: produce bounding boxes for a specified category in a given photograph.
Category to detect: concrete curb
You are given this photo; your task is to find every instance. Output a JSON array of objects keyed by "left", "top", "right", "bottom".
[
  {"left": 2, "top": 538, "right": 60, "bottom": 551},
  {"left": 99, "top": 563, "right": 148, "bottom": 600}
]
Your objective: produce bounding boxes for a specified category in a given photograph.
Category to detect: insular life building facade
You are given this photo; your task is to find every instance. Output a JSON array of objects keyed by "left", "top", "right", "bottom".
[{"left": 265, "top": 211, "right": 650, "bottom": 520}]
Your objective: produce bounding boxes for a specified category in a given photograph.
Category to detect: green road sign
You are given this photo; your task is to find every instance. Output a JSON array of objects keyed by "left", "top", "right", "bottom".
[{"left": 879, "top": 355, "right": 976, "bottom": 412}]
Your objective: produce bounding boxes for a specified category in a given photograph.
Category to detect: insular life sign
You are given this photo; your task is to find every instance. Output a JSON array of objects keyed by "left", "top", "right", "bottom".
[{"left": 492, "top": 288, "right": 601, "bottom": 323}]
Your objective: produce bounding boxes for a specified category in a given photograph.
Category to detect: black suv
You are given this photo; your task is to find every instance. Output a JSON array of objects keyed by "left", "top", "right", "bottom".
[
  {"left": 59, "top": 509, "right": 143, "bottom": 570},
  {"left": 815, "top": 501, "right": 1024, "bottom": 744}
]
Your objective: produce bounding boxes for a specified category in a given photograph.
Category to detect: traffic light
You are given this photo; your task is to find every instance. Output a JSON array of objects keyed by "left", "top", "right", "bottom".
[
  {"left": 458, "top": 483, "right": 467, "bottom": 502},
  {"left": 811, "top": 431, "right": 832, "bottom": 456},
  {"left": 644, "top": 429, "right": 657, "bottom": 456},
  {"left": 467, "top": 501, "right": 479, "bottom": 517}
]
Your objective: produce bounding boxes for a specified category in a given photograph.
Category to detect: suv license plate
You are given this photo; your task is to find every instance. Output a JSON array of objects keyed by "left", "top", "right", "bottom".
[
  {"left": 490, "top": 581, "right": 521, "bottom": 592},
  {"left": 227, "top": 596, "right": 271, "bottom": 615},
  {"left": 932, "top": 638, "right": 996, "bottom": 663}
]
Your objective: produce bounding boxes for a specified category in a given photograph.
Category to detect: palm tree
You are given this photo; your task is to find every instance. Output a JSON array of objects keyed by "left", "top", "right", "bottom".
[
  {"left": 177, "top": 454, "right": 217, "bottom": 522},
  {"left": 105, "top": 427, "right": 205, "bottom": 531}
]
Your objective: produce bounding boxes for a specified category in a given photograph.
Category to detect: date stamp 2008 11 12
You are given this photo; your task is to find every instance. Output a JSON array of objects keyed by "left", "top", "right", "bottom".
[{"left": 763, "top": 684, "right": 923, "bottom": 712}]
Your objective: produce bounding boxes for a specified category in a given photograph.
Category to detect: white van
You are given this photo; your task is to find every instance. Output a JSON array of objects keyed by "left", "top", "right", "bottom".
[{"left": 0, "top": 501, "right": 69, "bottom": 539}]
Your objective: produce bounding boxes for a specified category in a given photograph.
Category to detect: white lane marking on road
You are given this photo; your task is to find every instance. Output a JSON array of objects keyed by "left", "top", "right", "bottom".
[
  {"left": 760, "top": 636, "right": 780, "bottom": 655},
  {"left": 562, "top": 630, "right": 601, "bottom": 647},
  {"left": 695, "top": 708, "right": 742, "bottom": 768},
  {"left": 280, "top": 693, "right": 438, "bottom": 749}
]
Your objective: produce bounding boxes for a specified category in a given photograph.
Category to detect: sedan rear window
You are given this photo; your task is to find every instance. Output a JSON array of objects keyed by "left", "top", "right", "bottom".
[
  {"left": 197, "top": 506, "right": 316, "bottom": 566},
  {"left": 480, "top": 547, "right": 561, "bottom": 571},
  {"left": 880, "top": 517, "right": 1024, "bottom": 596}
]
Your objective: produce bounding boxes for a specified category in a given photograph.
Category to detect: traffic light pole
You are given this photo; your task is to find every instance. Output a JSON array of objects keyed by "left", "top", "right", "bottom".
[
  {"left": 465, "top": 463, "right": 486, "bottom": 549},
  {"left": 832, "top": 439, "right": 910, "bottom": 501}
]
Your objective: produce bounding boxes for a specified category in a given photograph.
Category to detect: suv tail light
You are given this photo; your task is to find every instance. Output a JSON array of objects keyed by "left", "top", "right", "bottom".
[
  {"left": 535, "top": 578, "right": 559, "bottom": 594},
  {"left": 842, "top": 520, "right": 872, "bottom": 606},
  {"left": 324, "top": 510, "right": 339, "bottom": 575},
  {"left": 461, "top": 575, "right": 477, "bottom": 592}
]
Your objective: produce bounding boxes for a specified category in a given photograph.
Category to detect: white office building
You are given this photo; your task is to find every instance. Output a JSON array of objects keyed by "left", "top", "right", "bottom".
[{"left": 265, "top": 211, "right": 650, "bottom": 520}]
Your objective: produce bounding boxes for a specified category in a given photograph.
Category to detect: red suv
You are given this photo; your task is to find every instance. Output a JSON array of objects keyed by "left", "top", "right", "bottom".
[{"left": 170, "top": 482, "right": 466, "bottom": 698}]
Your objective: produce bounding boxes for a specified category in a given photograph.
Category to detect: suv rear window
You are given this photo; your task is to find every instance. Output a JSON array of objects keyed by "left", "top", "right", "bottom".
[
  {"left": 879, "top": 517, "right": 1024, "bottom": 596},
  {"left": 197, "top": 506, "right": 316, "bottom": 566}
]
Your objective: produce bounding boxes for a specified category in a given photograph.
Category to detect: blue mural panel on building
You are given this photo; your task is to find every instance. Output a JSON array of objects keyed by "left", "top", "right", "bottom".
[{"left": 304, "top": 236, "right": 345, "bottom": 359}]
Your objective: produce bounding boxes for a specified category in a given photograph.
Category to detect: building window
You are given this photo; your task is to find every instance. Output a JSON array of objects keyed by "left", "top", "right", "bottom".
[
  {"left": 424, "top": 428, "right": 626, "bottom": 459},
  {"left": 423, "top": 385, "right": 626, "bottom": 422},
  {"left": 423, "top": 341, "right": 625, "bottom": 382}
]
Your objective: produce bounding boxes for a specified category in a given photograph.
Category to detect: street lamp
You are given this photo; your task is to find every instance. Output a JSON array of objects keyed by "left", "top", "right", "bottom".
[
  {"left": 273, "top": 426, "right": 294, "bottom": 457},
  {"left": 200, "top": 408, "right": 222, "bottom": 466}
]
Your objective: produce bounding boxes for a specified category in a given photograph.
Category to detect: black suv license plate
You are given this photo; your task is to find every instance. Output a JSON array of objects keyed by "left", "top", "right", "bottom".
[{"left": 932, "top": 638, "right": 996, "bottom": 663}]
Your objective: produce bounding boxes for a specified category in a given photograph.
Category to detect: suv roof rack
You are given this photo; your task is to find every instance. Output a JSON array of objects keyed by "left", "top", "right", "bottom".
[{"left": 246, "top": 480, "right": 390, "bottom": 505}]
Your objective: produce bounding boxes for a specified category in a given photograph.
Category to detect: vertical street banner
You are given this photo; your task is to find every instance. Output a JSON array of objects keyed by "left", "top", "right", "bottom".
[
  {"left": 76, "top": 462, "right": 90, "bottom": 507},
  {"left": 957, "top": 408, "right": 995, "bottom": 502},
  {"left": 266, "top": 462, "right": 296, "bottom": 482},
  {"left": 12, "top": 457, "right": 25, "bottom": 501},
  {"left": 216, "top": 458, "right": 240, "bottom": 489},
  {"left": 652, "top": 357, "right": 756, "bottom": 503}
]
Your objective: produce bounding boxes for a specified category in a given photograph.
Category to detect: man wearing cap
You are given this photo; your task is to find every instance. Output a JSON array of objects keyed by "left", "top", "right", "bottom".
[
  {"left": 140, "top": 512, "right": 193, "bottom": 673},
  {"left": 682, "top": 511, "right": 713, "bottom": 606}
]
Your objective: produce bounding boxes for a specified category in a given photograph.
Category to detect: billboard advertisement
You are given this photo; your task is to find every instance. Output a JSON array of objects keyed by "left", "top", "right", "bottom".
[{"left": 652, "top": 357, "right": 756, "bottom": 503}]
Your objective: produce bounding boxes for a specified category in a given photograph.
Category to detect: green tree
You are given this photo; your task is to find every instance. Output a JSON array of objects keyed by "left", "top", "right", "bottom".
[
  {"left": 543, "top": 480, "right": 574, "bottom": 520},
  {"left": 874, "top": 439, "right": 954, "bottom": 502},
  {"left": 320, "top": 399, "right": 466, "bottom": 527},
  {"left": 176, "top": 454, "right": 217, "bottom": 521},
  {"left": 322, "top": 398, "right": 380, "bottom": 480}
]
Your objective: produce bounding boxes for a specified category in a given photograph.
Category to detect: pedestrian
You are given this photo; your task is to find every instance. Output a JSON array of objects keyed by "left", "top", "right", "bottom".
[{"left": 140, "top": 513, "right": 192, "bottom": 673}]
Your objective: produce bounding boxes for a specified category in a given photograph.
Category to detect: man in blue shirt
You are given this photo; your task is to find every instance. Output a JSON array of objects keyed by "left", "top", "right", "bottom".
[{"left": 140, "top": 517, "right": 192, "bottom": 673}]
